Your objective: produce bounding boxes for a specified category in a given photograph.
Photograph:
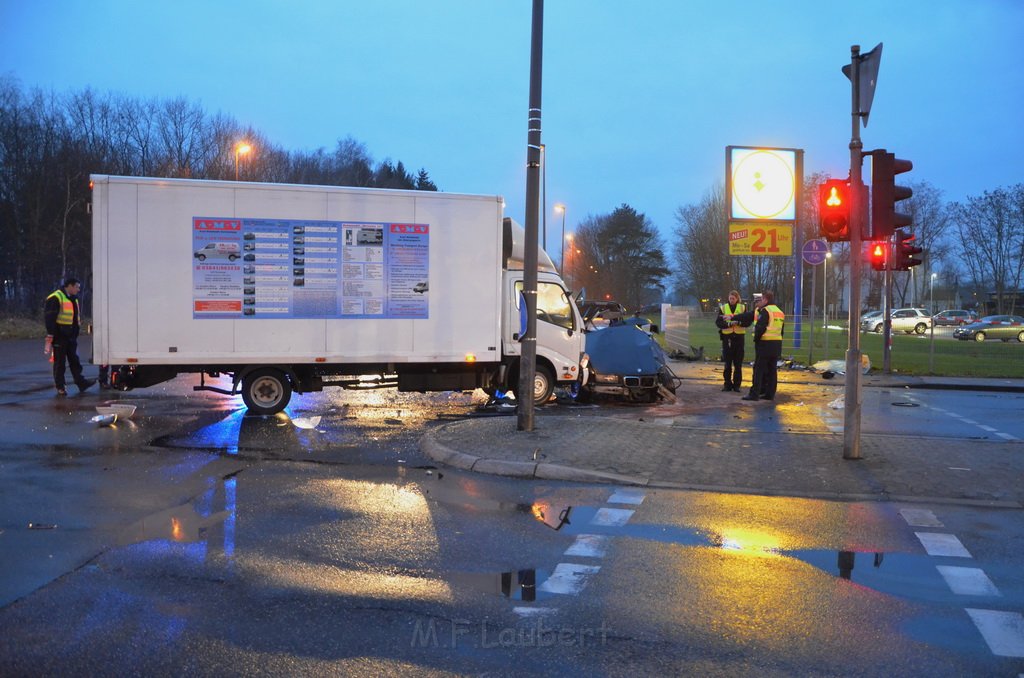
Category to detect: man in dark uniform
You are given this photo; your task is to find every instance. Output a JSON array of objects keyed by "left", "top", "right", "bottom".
[
  {"left": 734, "top": 290, "right": 785, "bottom": 402},
  {"left": 44, "top": 277, "right": 95, "bottom": 396},
  {"left": 715, "top": 290, "right": 747, "bottom": 392}
]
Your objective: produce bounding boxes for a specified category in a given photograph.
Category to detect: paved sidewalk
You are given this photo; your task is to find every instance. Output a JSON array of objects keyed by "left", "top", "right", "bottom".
[{"left": 422, "top": 360, "right": 1024, "bottom": 507}]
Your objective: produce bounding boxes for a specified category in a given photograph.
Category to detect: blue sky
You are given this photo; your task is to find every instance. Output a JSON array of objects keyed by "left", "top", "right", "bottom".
[{"left": 3, "top": 1, "right": 1022, "bottom": 254}]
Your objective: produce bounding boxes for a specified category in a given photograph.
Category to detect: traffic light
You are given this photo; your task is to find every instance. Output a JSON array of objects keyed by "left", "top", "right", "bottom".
[
  {"left": 819, "top": 178, "right": 850, "bottom": 241},
  {"left": 871, "top": 150, "right": 913, "bottom": 240},
  {"left": 894, "top": 229, "right": 923, "bottom": 270},
  {"left": 870, "top": 242, "right": 887, "bottom": 271}
]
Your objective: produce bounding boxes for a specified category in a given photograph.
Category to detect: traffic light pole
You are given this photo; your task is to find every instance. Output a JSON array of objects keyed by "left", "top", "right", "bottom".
[{"left": 843, "top": 45, "right": 865, "bottom": 461}]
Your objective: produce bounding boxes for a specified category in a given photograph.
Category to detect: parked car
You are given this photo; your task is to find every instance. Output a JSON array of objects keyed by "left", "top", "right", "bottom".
[
  {"left": 860, "top": 310, "right": 883, "bottom": 327},
  {"left": 861, "top": 308, "right": 932, "bottom": 334},
  {"left": 932, "top": 309, "right": 978, "bottom": 326},
  {"left": 952, "top": 315, "right": 1024, "bottom": 342}
]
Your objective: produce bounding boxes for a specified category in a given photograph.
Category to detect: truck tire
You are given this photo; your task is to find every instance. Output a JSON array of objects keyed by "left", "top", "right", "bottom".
[
  {"left": 241, "top": 367, "right": 292, "bottom": 415},
  {"left": 510, "top": 364, "right": 554, "bottom": 405},
  {"left": 531, "top": 365, "right": 555, "bottom": 405}
]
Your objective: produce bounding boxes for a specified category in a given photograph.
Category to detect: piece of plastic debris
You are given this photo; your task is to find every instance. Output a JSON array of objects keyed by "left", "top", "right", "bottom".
[
  {"left": 95, "top": 404, "right": 136, "bottom": 419},
  {"left": 292, "top": 415, "right": 322, "bottom": 429},
  {"left": 90, "top": 414, "right": 117, "bottom": 426},
  {"left": 828, "top": 396, "right": 845, "bottom": 410}
]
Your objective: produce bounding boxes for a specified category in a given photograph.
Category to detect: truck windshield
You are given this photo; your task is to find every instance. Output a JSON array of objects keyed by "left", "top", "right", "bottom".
[{"left": 516, "top": 282, "right": 576, "bottom": 331}]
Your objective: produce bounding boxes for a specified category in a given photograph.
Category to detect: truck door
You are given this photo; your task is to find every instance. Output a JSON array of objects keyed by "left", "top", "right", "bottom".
[{"left": 513, "top": 280, "right": 584, "bottom": 381}]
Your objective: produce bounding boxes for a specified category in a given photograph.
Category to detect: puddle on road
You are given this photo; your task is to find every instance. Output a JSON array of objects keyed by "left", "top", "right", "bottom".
[
  {"left": 447, "top": 569, "right": 554, "bottom": 601},
  {"left": 116, "top": 473, "right": 238, "bottom": 563}
]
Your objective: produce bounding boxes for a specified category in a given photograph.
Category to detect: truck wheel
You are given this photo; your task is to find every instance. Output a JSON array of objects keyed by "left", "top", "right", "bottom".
[
  {"left": 531, "top": 365, "right": 555, "bottom": 405},
  {"left": 241, "top": 368, "right": 292, "bottom": 415}
]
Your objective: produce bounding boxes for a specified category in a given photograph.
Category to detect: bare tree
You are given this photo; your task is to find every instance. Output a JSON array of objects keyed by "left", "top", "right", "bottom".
[{"left": 952, "top": 185, "right": 1024, "bottom": 314}]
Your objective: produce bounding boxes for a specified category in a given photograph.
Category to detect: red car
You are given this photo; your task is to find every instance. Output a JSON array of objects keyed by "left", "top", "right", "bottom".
[{"left": 932, "top": 309, "right": 978, "bottom": 326}]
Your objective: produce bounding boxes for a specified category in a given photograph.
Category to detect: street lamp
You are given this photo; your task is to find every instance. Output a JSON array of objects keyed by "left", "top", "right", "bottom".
[
  {"left": 234, "top": 142, "right": 252, "bottom": 181},
  {"left": 554, "top": 203, "right": 566, "bottom": 277}
]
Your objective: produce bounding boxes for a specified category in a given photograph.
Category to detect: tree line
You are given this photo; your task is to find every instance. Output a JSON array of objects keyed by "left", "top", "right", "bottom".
[{"left": 0, "top": 77, "right": 437, "bottom": 314}]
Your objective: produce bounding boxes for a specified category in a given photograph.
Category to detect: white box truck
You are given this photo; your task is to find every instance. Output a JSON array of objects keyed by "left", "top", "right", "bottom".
[{"left": 90, "top": 176, "right": 587, "bottom": 414}]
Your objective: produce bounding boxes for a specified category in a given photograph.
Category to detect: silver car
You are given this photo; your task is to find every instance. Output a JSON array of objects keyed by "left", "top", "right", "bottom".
[{"left": 861, "top": 307, "right": 932, "bottom": 334}]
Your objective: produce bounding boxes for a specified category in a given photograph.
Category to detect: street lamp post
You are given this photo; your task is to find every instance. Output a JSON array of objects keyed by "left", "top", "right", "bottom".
[
  {"left": 554, "top": 203, "right": 566, "bottom": 277},
  {"left": 824, "top": 250, "right": 832, "bottom": 360},
  {"left": 234, "top": 142, "right": 252, "bottom": 181}
]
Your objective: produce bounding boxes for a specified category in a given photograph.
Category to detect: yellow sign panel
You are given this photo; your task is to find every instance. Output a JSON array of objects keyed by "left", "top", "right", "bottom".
[{"left": 728, "top": 223, "right": 793, "bottom": 256}]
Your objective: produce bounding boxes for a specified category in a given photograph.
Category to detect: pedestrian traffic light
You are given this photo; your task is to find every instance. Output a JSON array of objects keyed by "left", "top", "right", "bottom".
[
  {"left": 871, "top": 150, "right": 913, "bottom": 240},
  {"left": 819, "top": 179, "right": 850, "bottom": 242},
  {"left": 894, "top": 229, "right": 923, "bottom": 271},
  {"left": 870, "top": 242, "right": 887, "bottom": 271}
]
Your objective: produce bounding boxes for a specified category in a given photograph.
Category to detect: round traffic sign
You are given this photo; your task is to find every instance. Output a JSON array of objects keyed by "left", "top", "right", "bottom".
[{"left": 802, "top": 238, "right": 829, "bottom": 266}]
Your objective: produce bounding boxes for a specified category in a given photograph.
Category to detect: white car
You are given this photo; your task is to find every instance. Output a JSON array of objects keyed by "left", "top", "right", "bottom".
[{"left": 862, "top": 308, "right": 932, "bottom": 334}]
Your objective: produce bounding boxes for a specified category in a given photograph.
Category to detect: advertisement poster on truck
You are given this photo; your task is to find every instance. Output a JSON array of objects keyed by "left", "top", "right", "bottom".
[{"left": 192, "top": 217, "right": 428, "bottom": 319}]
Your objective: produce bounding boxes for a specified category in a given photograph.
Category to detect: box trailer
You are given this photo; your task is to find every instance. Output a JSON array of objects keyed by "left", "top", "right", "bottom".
[{"left": 90, "top": 176, "right": 587, "bottom": 414}]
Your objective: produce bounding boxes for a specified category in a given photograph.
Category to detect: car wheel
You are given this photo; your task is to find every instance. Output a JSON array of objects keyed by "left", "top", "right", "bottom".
[
  {"left": 914, "top": 323, "right": 927, "bottom": 334},
  {"left": 1018, "top": 330, "right": 1024, "bottom": 343},
  {"left": 197, "top": 254, "right": 206, "bottom": 261},
  {"left": 874, "top": 323, "right": 883, "bottom": 333},
  {"left": 974, "top": 332, "right": 986, "bottom": 342}
]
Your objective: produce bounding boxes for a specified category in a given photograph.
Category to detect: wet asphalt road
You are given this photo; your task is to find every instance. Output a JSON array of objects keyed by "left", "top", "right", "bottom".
[{"left": 1, "top": 339, "right": 1023, "bottom": 675}]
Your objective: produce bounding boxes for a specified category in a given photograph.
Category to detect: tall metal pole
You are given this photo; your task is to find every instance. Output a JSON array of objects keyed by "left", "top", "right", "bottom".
[
  {"left": 541, "top": 144, "right": 547, "bottom": 253},
  {"left": 517, "top": 0, "right": 543, "bottom": 432},
  {"left": 559, "top": 208, "right": 566, "bottom": 277},
  {"left": 824, "top": 252, "right": 830, "bottom": 360},
  {"left": 843, "top": 45, "right": 864, "bottom": 460}
]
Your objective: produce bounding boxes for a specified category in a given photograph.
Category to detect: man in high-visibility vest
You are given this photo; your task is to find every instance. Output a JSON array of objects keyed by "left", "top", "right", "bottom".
[
  {"left": 736, "top": 290, "right": 785, "bottom": 402},
  {"left": 715, "top": 290, "right": 747, "bottom": 392},
  {"left": 44, "top": 278, "right": 95, "bottom": 397}
]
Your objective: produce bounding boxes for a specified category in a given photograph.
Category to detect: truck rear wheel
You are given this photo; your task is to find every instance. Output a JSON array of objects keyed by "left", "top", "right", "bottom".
[{"left": 241, "top": 368, "right": 292, "bottom": 415}]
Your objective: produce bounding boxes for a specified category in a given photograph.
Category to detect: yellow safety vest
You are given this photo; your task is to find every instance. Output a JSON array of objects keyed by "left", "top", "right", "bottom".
[
  {"left": 719, "top": 302, "right": 746, "bottom": 335},
  {"left": 47, "top": 289, "right": 78, "bottom": 326},
  {"left": 762, "top": 304, "right": 785, "bottom": 341}
]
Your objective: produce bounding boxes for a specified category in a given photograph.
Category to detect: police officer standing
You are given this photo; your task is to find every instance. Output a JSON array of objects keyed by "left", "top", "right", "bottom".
[
  {"left": 715, "top": 290, "right": 747, "bottom": 392},
  {"left": 44, "top": 277, "right": 95, "bottom": 397},
  {"left": 736, "top": 290, "right": 785, "bottom": 402}
]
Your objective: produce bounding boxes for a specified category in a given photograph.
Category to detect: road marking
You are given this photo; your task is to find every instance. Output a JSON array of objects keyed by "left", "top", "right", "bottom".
[
  {"left": 564, "top": 534, "right": 609, "bottom": 558},
  {"left": 915, "top": 532, "right": 972, "bottom": 558},
  {"left": 965, "top": 609, "right": 1024, "bottom": 657},
  {"left": 960, "top": 418, "right": 979, "bottom": 425},
  {"left": 608, "top": 489, "right": 646, "bottom": 505},
  {"left": 591, "top": 508, "right": 634, "bottom": 527},
  {"left": 537, "top": 563, "right": 601, "bottom": 595},
  {"left": 996, "top": 432, "right": 1020, "bottom": 441},
  {"left": 936, "top": 566, "right": 1002, "bottom": 596},
  {"left": 978, "top": 425, "right": 998, "bottom": 432},
  {"left": 898, "top": 508, "right": 944, "bottom": 527},
  {"left": 513, "top": 607, "right": 553, "bottom": 617}
]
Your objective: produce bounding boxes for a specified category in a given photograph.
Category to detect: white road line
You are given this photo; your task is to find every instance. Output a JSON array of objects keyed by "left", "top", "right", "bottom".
[
  {"left": 965, "top": 609, "right": 1024, "bottom": 657},
  {"left": 513, "top": 607, "right": 553, "bottom": 617},
  {"left": 591, "top": 508, "right": 634, "bottom": 527},
  {"left": 898, "top": 508, "right": 944, "bottom": 527},
  {"left": 564, "top": 534, "right": 609, "bottom": 558},
  {"left": 608, "top": 489, "right": 646, "bottom": 505},
  {"left": 996, "top": 432, "right": 1020, "bottom": 441},
  {"left": 936, "top": 566, "right": 1002, "bottom": 597},
  {"left": 915, "top": 532, "right": 972, "bottom": 558},
  {"left": 978, "top": 425, "right": 998, "bottom": 432},
  {"left": 960, "top": 418, "right": 979, "bottom": 425},
  {"left": 537, "top": 563, "right": 601, "bottom": 595}
]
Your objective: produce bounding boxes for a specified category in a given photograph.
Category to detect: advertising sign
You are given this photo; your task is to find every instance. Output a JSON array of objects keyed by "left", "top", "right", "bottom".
[
  {"left": 192, "top": 217, "right": 429, "bottom": 319},
  {"left": 727, "top": 223, "right": 793, "bottom": 256},
  {"left": 727, "top": 147, "right": 798, "bottom": 221}
]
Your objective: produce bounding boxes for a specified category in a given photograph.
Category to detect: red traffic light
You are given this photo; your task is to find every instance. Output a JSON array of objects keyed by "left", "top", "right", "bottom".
[
  {"left": 870, "top": 243, "right": 886, "bottom": 271},
  {"left": 894, "top": 229, "right": 923, "bottom": 270},
  {"left": 819, "top": 179, "right": 850, "bottom": 242}
]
